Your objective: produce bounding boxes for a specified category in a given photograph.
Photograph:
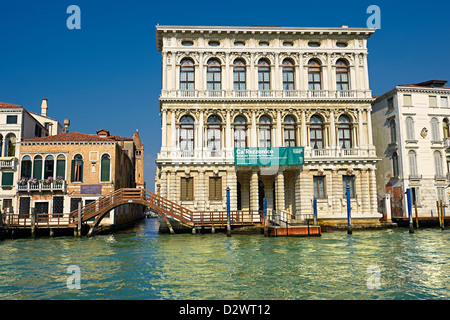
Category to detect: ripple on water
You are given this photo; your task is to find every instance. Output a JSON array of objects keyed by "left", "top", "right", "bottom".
[{"left": 0, "top": 222, "right": 449, "bottom": 300}]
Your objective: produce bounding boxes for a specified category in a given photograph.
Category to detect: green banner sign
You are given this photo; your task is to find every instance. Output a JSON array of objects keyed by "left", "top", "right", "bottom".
[{"left": 234, "top": 147, "right": 304, "bottom": 166}]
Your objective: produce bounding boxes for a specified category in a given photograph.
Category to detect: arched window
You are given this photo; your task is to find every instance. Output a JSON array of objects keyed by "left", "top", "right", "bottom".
[
  {"left": 405, "top": 117, "right": 415, "bottom": 140},
  {"left": 56, "top": 155, "right": 66, "bottom": 180},
  {"left": 310, "top": 115, "right": 324, "bottom": 149},
  {"left": 33, "top": 155, "right": 43, "bottom": 180},
  {"left": 21, "top": 155, "right": 32, "bottom": 179},
  {"left": 408, "top": 150, "right": 418, "bottom": 177},
  {"left": 179, "top": 115, "right": 195, "bottom": 157},
  {"left": 443, "top": 118, "right": 449, "bottom": 138},
  {"left": 392, "top": 152, "right": 399, "bottom": 177},
  {"left": 434, "top": 151, "right": 443, "bottom": 177},
  {"left": 233, "top": 59, "right": 246, "bottom": 95},
  {"left": 44, "top": 155, "right": 54, "bottom": 179},
  {"left": 283, "top": 115, "right": 297, "bottom": 147},
  {"left": 101, "top": 154, "right": 111, "bottom": 182},
  {"left": 390, "top": 120, "right": 397, "bottom": 143},
  {"left": 282, "top": 59, "right": 295, "bottom": 91},
  {"left": 259, "top": 115, "right": 272, "bottom": 147},
  {"left": 308, "top": 59, "right": 322, "bottom": 95},
  {"left": 431, "top": 117, "right": 440, "bottom": 141},
  {"left": 4, "top": 133, "right": 16, "bottom": 157},
  {"left": 207, "top": 58, "right": 221, "bottom": 96},
  {"left": 207, "top": 115, "right": 222, "bottom": 156},
  {"left": 336, "top": 59, "right": 349, "bottom": 91},
  {"left": 180, "top": 58, "right": 195, "bottom": 95},
  {"left": 258, "top": 59, "right": 271, "bottom": 94},
  {"left": 338, "top": 115, "right": 352, "bottom": 149},
  {"left": 71, "top": 154, "right": 83, "bottom": 182},
  {"left": 234, "top": 115, "right": 247, "bottom": 148}
]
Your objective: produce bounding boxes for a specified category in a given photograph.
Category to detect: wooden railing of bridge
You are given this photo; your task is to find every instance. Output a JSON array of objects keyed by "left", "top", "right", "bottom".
[{"left": 2, "top": 188, "right": 264, "bottom": 236}]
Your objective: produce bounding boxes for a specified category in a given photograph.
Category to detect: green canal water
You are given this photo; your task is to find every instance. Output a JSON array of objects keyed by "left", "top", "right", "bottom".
[{"left": 0, "top": 219, "right": 449, "bottom": 300}]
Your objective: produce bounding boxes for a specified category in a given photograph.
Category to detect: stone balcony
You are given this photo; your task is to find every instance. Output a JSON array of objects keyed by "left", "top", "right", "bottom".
[
  {"left": 17, "top": 180, "right": 67, "bottom": 193},
  {"left": 160, "top": 89, "right": 373, "bottom": 101},
  {"left": 0, "top": 157, "right": 17, "bottom": 169},
  {"left": 157, "top": 147, "right": 377, "bottom": 164}
]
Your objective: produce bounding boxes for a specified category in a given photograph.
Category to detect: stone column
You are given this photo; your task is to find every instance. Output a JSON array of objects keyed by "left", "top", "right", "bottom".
[
  {"left": 250, "top": 169, "right": 259, "bottom": 212},
  {"left": 276, "top": 110, "right": 282, "bottom": 147},
  {"left": 358, "top": 108, "right": 365, "bottom": 147},
  {"left": 361, "top": 169, "right": 370, "bottom": 214},
  {"left": 240, "top": 171, "right": 250, "bottom": 211},
  {"left": 330, "top": 110, "right": 336, "bottom": 149},
  {"left": 251, "top": 111, "right": 257, "bottom": 146},
  {"left": 197, "top": 168, "right": 206, "bottom": 211},
  {"left": 170, "top": 111, "right": 176, "bottom": 151},
  {"left": 227, "top": 168, "right": 238, "bottom": 211},
  {"left": 332, "top": 169, "right": 340, "bottom": 216},
  {"left": 301, "top": 110, "right": 307, "bottom": 147},
  {"left": 160, "top": 170, "right": 167, "bottom": 199},
  {"left": 161, "top": 110, "right": 167, "bottom": 151},
  {"left": 369, "top": 167, "right": 378, "bottom": 215},
  {"left": 367, "top": 107, "right": 373, "bottom": 146},
  {"left": 275, "top": 170, "right": 285, "bottom": 212},
  {"left": 294, "top": 169, "right": 302, "bottom": 218}
]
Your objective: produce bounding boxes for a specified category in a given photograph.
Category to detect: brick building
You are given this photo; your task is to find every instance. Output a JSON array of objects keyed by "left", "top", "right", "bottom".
[{"left": 16, "top": 129, "right": 145, "bottom": 227}]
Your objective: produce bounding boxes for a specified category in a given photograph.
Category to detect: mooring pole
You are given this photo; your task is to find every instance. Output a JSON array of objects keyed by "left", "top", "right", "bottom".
[
  {"left": 263, "top": 198, "right": 268, "bottom": 237},
  {"left": 414, "top": 201, "right": 419, "bottom": 229},
  {"left": 226, "top": 187, "right": 231, "bottom": 237},
  {"left": 346, "top": 185, "right": 352, "bottom": 235},
  {"left": 31, "top": 208, "right": 36, "bottom": 238},
  {"left": 313, "top": 197, "right": 318, "bottom": 226},
  {"left": 439, "top": 200, "right": 444, "bottom": 230},
  {"left": 77, "top": 201, "right": 82, "bottom": 237},
  {"left": 406, "top": 189, "right": 414, "bottom": 233}
]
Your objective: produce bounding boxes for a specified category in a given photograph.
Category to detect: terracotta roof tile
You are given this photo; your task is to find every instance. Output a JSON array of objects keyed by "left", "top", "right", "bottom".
[
  {"left": 23, "top": 132, "right": 117, "bottom": 143},
  {"left": 0, "top": 102, "right": 23, "bottom": 108}
]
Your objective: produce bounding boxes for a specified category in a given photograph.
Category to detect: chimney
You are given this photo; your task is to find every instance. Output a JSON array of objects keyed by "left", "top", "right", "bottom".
[
  {"left": 41, "top": 99, "right": 48, "bottom": 117},
  {"left": 64, "top": 118, "right": 70, "bottom": 133}
]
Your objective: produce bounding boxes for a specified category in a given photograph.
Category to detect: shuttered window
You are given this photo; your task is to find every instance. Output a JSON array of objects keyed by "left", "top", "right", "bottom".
[
  {"left": 405, "top": 117, "right": 415, "bottom": 140},
  {"left": 100, "top": 154, "right": 111, "bottom": 182},
  {"left": 33, "top": 156, "right": 42, "bottom": 180},
  {"left": 209, "top": 177, "right": 222, "bottom": 201},
  {"left": 2, "top": 172, "right": 13, "bottom": 187},
  {"left": 180, "top": 177, "right": 194, "bottom": 201},
  {"left": 56, "top": 155, "right": 66, "bottom": 179},
  {"left": 431, "top": 118, "right": 440, "bottom": 141}
]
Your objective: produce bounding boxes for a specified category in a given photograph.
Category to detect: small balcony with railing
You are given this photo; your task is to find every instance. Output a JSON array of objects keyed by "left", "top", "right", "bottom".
[
  {"left": 0, "top": 157, "right": 17, "bottom": 169},
  {"left": 160, "top": 89, "right": 371, "bottom": 100},
  {"left": 17, "top": 177, "right": 67, "bottom": 193}
]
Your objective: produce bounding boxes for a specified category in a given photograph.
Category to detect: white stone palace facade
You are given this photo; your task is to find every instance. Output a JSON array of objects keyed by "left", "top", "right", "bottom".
[
  {"left": 372, "top": 80, "right": 450, "bottom": 218},
  {"left": 155, "top": 25, "right": 381, "bottom": 225}
]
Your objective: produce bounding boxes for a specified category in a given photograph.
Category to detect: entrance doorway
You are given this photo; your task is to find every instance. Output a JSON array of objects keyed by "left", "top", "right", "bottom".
[{"left": 258, "top": 180, "right": 265, "bottom": 211}]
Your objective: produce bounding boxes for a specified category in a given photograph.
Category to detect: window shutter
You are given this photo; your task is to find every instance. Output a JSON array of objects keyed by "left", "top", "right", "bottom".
[
  {"left": 33, "top": 160, "right": 42, "bottom": 180},
  {"left": 71, "top": 160, "right": 75, "bottom": 182},
  {"left": 56, "top": 160, "right": 66, "bottom": 179},
  {"left": 101, "top": 159, "right": 110, "bottom": 182},
  {"left": 2, "top": 172, "right": 13, "bottom": 186},
  {"left": 209, "top": 178, "right": 215, "bottom": 200}
]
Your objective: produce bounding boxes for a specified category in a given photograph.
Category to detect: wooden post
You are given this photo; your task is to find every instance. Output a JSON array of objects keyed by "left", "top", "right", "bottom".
[
  {"left": 414, "top": 201, "right": 419, "bottom": 229},
  {"left": 31, "top": 208, "right": 36, "bottom": 238},
  {"left": 77, "top": 201, "right": 82, "bottom": 237},
  {"left": 226, "top": 187, "right": 231, "bottom": 237},
  {"left": 436, "top": 201, "right": 441, "bottom": 229},
  {"left": 440, "top": 200, "right": 444, "bottom": 230},
  {"left": 263, "top": 198, "right": 268, "bottom": 237},
  {"left": 406, "top": 189, "right": 414, "bottom": 234}
]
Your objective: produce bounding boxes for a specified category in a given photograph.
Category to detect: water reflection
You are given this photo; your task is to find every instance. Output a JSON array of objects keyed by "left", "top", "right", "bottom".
[{"left": 0, "top": 220, "right": 449, "bottom": 300}]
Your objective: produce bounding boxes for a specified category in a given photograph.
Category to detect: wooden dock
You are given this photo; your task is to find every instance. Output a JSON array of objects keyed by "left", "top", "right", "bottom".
[{"left": 268, "top": 225, "right": 321, "bottom": 237}]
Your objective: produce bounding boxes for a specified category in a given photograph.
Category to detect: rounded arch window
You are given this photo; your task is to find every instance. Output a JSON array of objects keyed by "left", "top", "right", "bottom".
[
  {"left": 180, "top": 58, "right": 195, "bottom": 93},
  {"left": 338, "top": 115, "right": 352, "bottom": 149},
  {"left": 308, "top": 60, "right": 322, "bottom": 92},
  {"left": 258, "top": 59, "right": 271, "bottom": 92},
  {"left": 336, "top": 59, "right": 350, "bottom": 91},
  {"left": 180, "top": 116, "right": 195, "bottom": 155},
  {"left": 56, "top": 154, "right": 66, "bottom": 180},
  {"left": 282, "top": 59, "right": 295, "bottom": 91},
  {"left": 259, "top": 115, "right": 272, "bottom": 147},
  {"left": 21, "top": 155, "right": 32, "bottom": 179},
  {"left": 284, "top": 115, "right": 297, "bottom": 147},
  {"left": 101, "top": 153, "right": 111, "bottom": 182},
  {"left": 207, "top": 115, "right": 222, "bottom": 155},
  {"left": 309, "top": 115, "right": 324, "bottom": 149},
  {"left": 234, "top": 116, "right": 247, "bottom": 148},
  {"left": 72, "top": 154, "right": 84, "bottom": 182},
  {"left": 207, "top": 59, "right": 222, "bottom": 94}
]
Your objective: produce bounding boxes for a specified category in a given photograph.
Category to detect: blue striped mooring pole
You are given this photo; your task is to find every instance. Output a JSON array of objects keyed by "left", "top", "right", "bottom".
[
  {"left": 226, "top": 187, "right": 231, "bottom": 237},
  {"left": 406, "top": 188, "right": 414, "bottom": 234},
  {"left": 346, "top": 184, "right": 352, "bottom": 235}
]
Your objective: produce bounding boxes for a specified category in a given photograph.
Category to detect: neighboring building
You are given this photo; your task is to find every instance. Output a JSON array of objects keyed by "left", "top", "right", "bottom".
[
  {"left": 16, "top": 129, "right": 145, "bottom": 227},
  {"left": 155, "top": 25, "right": 381, "bottom": 225},
  {"left": 372, "top": 80, "right": 450, "bottom": 219},
  {"left": 0, "top": 99, "right": 62, "bottom": 214},
  {"left": 133, "top": 129, "right": 145, "bottom": 189}
]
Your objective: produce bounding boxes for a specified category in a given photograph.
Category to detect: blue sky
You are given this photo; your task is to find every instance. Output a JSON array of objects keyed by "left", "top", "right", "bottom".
[{"left": 1, "top": 0, "right": 449, "bottom": 191}]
